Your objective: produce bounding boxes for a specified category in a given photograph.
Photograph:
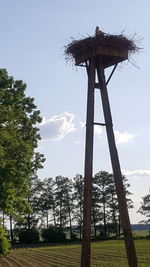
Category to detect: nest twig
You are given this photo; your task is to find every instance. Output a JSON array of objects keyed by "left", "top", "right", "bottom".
[{"left": 65, "top": 31, "right": 140, "bottom": 64}]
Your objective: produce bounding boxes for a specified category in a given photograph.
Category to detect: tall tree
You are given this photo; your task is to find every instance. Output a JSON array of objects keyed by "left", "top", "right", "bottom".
[
  {"left": 92, "top": 172, "right": 133, "bottom": 237},
  {"left": 38, "top": 177, "right": 56, "bottom": 229},
  {"left": 63, "top": 178, "right": 74, "bottom": 239},
  {"left": 54, "top": 176, "right": 74, "bottom": 238},
  {"left": 25, "top": 175, "right": 44, "bottom": 230},
  {"left": 108, "top": 175, "right": 133, "bottom": 235},
  {"left": 73, "top": 174, "right": 84, "bottom": 240},
  {"left": 93, "top": 171, "right": 113, "bottom": 236},
  {"left": 107, "top": 180, "right": 119, "bottom": 235},
  {"left": 0, "top": 69, "right": 45, "bottom": 228},
  {"left": 54, "top": 176, "right": 67, "bottom": 228},
  {"left": 92, "top": 180, "right": 103, "bottom": 238},
  {"left": 138, "top": 193, "right": 150, "bottom": 229}
]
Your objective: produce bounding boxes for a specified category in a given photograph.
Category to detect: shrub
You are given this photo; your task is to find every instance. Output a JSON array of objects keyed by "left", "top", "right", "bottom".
[
  {"left": 42, "top": 226, "right": 66, "bottom": 243},
  {"left": 0, "top": 224, "right": 11, "bottom": 255},
  {"left": 70, "top": 232, "right": 78, "bottom": 241},
  {"left": 19, "top": 228, "right": 39, "bottom": 244}
]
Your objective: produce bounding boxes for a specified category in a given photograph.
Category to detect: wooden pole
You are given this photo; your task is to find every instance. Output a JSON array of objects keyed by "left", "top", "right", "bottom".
[
  {"left": 81, "top": 59, "right": 95, "bottom": 267},
  {"left": 96, "top": 58, "right": 138, "bottom": 267}
]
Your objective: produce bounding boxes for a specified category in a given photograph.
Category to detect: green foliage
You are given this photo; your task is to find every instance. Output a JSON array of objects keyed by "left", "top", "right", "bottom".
[
  {"left": 38, "top": 177, "right": 56, "bottom": 228},
  {"left": 70, "top": 232, "right": 78, "bottom": 241},
  {"left": 54, "top": 176, "right": 74, "bottom": 236},
  {"left": 0, "top": 68, "right": 45, "bottom": 222},
  {"left": 19, "top": 228, "right": 39, "bottom": 244},
  {"left": 138, "top": 193, "right": 150, "bottom": 232},
  {"left": 0, "top": 223, "right": 11, "bottom": 255},
  {"left": 42, "top": 226, "right": 66, "bottom": 243},
  {"left": 91, "top": 172, "right": 134, "bottom": 237},
  {"left": 13, "top": 171, "right": 133, "bottom": 239},
  {"left": 17, "top": 176, "right": 45, "bottom": 230},
  {"left": 73, "top": 174, "right": 84, "bottom": 239}
]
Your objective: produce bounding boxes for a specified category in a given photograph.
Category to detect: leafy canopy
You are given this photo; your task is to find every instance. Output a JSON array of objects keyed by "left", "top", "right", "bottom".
[{"left": 0, "top": 69, "right": 45, "bottom": 217}]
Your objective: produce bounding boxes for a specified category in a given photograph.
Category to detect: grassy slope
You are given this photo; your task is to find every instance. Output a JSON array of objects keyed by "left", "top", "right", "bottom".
[{"left": 0, "top": 240, "right": 149, "bottom": 267}]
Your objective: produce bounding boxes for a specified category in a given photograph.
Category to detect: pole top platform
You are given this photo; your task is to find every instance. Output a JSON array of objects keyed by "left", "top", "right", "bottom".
[{"left": 65, "top": 27, "right": 138, "bottom": 68}]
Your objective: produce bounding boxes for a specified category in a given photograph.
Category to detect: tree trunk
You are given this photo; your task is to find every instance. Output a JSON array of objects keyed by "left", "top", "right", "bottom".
[
  {"left": 59, "top": 203, "right": 62, "bottom": 228},
  {"left": 79, "top": 203, "right": 83, "bottom": 240},
  {"left": 114, "top": 212, "right": 118, "bottom": 235},
  {"left": 46, "top": 212, "right": 49, "bottom": 229},
  {"left": 118, "top": 214, "right": 121, "bottom": 235},
  {"left": 69, "top": 214, "right": 72, "bottom": 239},
  {"left": 10, "top": 215, "right": 13, "bottom": 244},
  {"left": 52, "top": 204, "right": 56, "bottom": 227},
  {"left": 79, "top": 221, "right": 82, "bottom": 240},
  {"left": 66, "top": 195, "right": 73, "bottom": 239},
  {"left": 92, "top": 205, "right": 97, "bottom": 238},
  {"left": 111, "top": 194, "right": 118, "bottom": 235},
  {"left": 103, "top": 197, "right": 107, "bottom": 236},
  {"left": 27, "top": 214, "right": 31, "bottom": 230},
  {"left": 27, "top": 197, "right": 31, "bottom": 230},
  {"left": 2, "top": 211, "right": 5, "bottom": 227},
  {"left": 69, "top": 210, "right": 72, "bottom": 239}
]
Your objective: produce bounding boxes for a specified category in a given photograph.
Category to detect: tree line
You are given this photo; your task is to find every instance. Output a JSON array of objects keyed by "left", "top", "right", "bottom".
[{"left": 12, "top": 172, "right": 133, "bottom": 239}]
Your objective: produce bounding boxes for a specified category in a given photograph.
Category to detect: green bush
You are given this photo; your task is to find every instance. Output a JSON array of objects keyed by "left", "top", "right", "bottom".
[
  {"left": 0, "top": 224, "right": 11, "bottom": 255},
  {"left": 19, "top": 228, "right": 39, "bottom": 244},
  {"left": 42, "top": 226, "right": 66, "bottom": 243},
  {"left": 70, "top": 232, "right": 78, "bottom": 241}
]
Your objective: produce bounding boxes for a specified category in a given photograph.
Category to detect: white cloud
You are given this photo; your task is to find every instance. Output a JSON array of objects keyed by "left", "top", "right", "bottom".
[
  {"left": 122, "top": 169, "right": 150, "bottom": 177},
  {"left": 39, "top": 112, "right": 75, "bottom": 141},
  {"left": 80, "top": 122, "right": 85, "bottom": 128},
  {"left": 80, "top": 122, "right": 102, "bottom": 135},
  {"left": 94, "top": 125, "right": 102, "bottom": 135},
  {"left": 114, "top": 130, "right": 135, "bottom": 144},
  {"left": 79, "top": 123, "right": 134, "bottom": 144}
]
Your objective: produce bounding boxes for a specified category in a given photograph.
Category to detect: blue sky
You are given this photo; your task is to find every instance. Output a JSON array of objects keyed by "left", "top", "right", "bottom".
[{"left": 0, "top": 0, "right": 150, "bottom": 223}]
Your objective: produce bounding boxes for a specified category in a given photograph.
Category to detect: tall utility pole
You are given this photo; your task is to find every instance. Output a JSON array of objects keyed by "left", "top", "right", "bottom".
[
  {"left": 96, "top": 59, "right": 137, "bottom": 267},
  {"left": 65, "top": 28, "right": 138, "bottom": 267},
  {"left": 81, "top": 59, "right": 95, "bottom": 267}
]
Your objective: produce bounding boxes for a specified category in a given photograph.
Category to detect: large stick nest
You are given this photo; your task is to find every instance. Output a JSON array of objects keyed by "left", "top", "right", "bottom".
[{"left": 65, "top": 31, "right": 139, "bottom": 63}]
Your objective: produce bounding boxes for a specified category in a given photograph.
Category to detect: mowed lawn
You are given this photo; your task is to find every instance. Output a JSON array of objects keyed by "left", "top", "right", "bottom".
[{"left": 0, "top": 240, "right": 150, "bottom": 267}]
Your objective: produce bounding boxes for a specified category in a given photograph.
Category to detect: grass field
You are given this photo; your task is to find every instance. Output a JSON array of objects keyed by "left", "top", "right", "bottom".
[
  {"left": 0, "top": 240, "right": 150, "bottom": 267},
  {"left": 133, "top": 230, "right": 149, "bottom": 238}
]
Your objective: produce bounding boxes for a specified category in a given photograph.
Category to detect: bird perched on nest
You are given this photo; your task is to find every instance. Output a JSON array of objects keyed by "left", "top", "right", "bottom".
[{"left": 95, "top": 26, "right": 103, "bottom": 36}]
